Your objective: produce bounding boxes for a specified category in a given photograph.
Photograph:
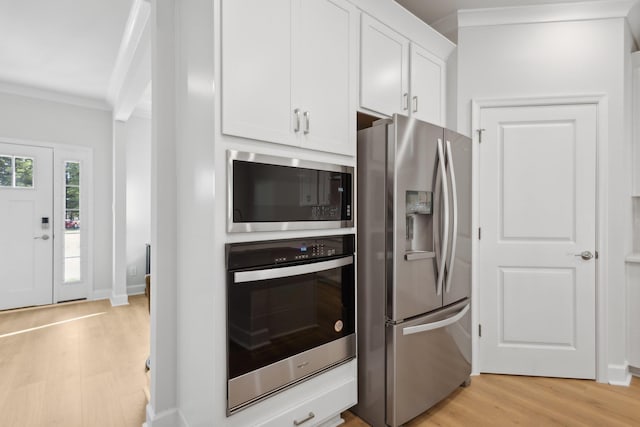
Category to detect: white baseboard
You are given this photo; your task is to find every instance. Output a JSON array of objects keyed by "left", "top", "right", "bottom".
[
  {"left": 91, "top": 289, "right": 112, "bottom": 301},
  {"left": 608, "top": 363, "right": 632, "bottom": 386},
  {"left": 145, "top": 404, "right": 184, "bottom": 427},
  {"left": 128, "top": 283, "right": 146, "bottom": 295},
  {"left": 109, "top": 293, "right": 129, "bottom": 307}
]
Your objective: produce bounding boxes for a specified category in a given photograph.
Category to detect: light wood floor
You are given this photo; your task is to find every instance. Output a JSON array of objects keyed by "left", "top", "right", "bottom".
[
  {"left": 343, "top": 374, "right": 640, "bottom": 426},
  {"left": 0, "top": 295, "right": 149, "bottom": 427},
  {"left": 3, "top": 298, "right": 640, "bottom": 427}
]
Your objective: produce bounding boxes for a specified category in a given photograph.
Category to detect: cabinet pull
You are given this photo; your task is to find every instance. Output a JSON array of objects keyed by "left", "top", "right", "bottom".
[
  {"left": 413, "top": 96, "right": 418, "bottom": 113},
  {"left": 403, "top": 93, "right": 409, "bottom": 111},
  {"left": 294, "top": 108, "right": 301, "bottom": 132},
  {"left": 303, "top": 111, "right": 310, "bottom": 134},
  {"left": 293, "top": 412, "right": 315, "bottom": 426}
]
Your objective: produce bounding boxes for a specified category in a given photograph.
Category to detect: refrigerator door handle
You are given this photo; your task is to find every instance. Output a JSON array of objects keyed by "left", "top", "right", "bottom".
[
  {"left": 436, "top": 138, "right": 449, "bottom": 296},
  {"left": 402, "top": 303, "right": 470, "bottom": 336},
  {"left": 444, "top": 140, "right": 458, "bottom": 293}
]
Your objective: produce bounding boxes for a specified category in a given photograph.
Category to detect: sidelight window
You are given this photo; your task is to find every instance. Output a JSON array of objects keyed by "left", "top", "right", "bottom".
[{"left": 64, "top": 161, "right": 81, "bottom": 282}]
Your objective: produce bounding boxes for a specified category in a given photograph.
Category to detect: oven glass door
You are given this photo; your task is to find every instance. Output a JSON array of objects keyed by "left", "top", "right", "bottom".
[{"left": 227, "top": 256, "right": 355, "bottom": 380}]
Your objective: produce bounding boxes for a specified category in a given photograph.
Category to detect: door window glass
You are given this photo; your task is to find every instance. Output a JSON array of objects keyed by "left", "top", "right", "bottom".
[
  {"left": 0, "top": 155, "right": 34, "bottom": 188},
  {"left": 64, "top": 161, "right": 81, "bottom": 282}
]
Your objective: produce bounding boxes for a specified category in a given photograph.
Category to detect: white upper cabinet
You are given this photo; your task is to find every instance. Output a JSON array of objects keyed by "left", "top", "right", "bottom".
[
  {"left": 410, "top": 43, "right": 445, "bottom": 125},
  {"left": 359, "top": 14, "right": 446, "bottom": 126},
  {"left": 222, "top": 0, "right": 294, "bottom": 146},
  {"left": 360, "top": 14, "right": 409, "bottom": 117},
  {"left": 222, "top": 0, "right": 357, "bottom": 156}
]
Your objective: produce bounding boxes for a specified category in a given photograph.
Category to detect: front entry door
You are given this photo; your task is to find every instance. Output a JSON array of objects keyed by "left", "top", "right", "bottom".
[
  {"left": 0, "top": 142, "right": 53, "bottom": 310},
  {"left": 478, "top": 103, "right": 597, "bottom": 379}
]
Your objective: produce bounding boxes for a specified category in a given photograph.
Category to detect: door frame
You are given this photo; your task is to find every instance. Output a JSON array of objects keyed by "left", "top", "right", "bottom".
[
  {"left": 0, "top": 136, "right": 94, "bottom": 304},
  {"left": 471, "top": 94, "right": 608, "bottom": 382}
]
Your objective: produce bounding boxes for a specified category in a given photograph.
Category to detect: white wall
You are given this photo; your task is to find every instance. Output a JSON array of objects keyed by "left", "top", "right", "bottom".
[
  {"left": 0, "top": 91, "right": 113, "bottom": 295},
  {"left": 458, "top": 17, "right": 632, "bottom": 382},
  {"left": 125, "top": 115, "right": 151, "bottom": 292}
]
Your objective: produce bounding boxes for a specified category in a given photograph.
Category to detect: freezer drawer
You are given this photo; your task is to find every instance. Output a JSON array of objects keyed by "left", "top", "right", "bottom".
[{"left": 386, "top": 300, "right": 471, "bottom": 427}]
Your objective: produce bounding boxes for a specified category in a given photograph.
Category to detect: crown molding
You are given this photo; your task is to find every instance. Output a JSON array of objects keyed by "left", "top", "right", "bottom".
[
  {"left": 459, "top": 0, "right": 638, "bottom": 29},
  {"left": 0, "top": 81, "right": 110, "bottom": 111},
  {"left": 431, "top": 12, "right": 459, "bottom": 43}
]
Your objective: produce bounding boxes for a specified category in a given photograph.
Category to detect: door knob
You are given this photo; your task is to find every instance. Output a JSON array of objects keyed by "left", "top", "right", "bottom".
[
  {"left": 34, "top": 234, "right": 50, "bottom": 240},
  {"left": 575, "top": 251, "right": 594, "bottom": 260}
]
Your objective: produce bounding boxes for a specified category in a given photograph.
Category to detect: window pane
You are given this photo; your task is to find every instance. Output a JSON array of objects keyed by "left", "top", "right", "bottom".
[
  {"left": 65, "top": 211, "right": 80, "bottom": 230},
  {"left": 64, "top": 257, "right": 81, "bottom": 282},
  {"left": 65, "top": 186, "right": 79, "bottom": 209},
  {"left": 14, "top": 157, "right": 33, "bottom": 187},
  {"left": 65, "top": 162, "right": 80, "bottom": 185},
  {"left": 0, "top": 156, "right": 12, "bottom": 186}
]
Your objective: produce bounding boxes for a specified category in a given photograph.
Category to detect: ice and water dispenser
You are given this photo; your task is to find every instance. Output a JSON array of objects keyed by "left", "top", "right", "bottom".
[{"left": 405, "top": 190, "right": 435, "bottom": 260}]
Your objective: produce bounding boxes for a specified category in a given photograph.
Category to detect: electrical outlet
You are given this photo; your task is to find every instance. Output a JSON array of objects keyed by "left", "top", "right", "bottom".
[{"left": 128, "top": 266, "right": 137, "bottom": 277}]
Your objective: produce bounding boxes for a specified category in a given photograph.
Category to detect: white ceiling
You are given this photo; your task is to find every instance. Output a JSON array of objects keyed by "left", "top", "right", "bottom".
[
  {"left": 395, "top": 0, "right": 608, "bottom": 26},
  {"left": 0, "top": 0, "right": 133, "bottom": 105}
]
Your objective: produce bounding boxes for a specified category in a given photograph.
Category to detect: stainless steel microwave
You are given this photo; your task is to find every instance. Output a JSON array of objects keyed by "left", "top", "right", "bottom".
[{"left": 227, "top": 150, "right": 354, "bottom": 232}]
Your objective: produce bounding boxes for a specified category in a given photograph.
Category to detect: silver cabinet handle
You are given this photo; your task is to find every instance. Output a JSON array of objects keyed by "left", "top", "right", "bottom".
[
  {"left": 303, "top": 111, "right": 310, "bottom": 134},
  {"left": 413, "top": 96, "right": 418, "bottom": 113},
  {"left": 293, "top": 412, "right": 315, "bottom": 426},
  {"left": 403, "top": 304, "right": 470, "bottom": 336},
  {"left": 403, "top": 93, "right": 409, "bottom": 111},
  {"left": 444, "top": 140, "right": 458, "bottom": 293},
  {"left": 575, "top": 251, "right": 594, "bottom": 261},
  {"left": 234, "top": 256, "right": 353, "bottom": 283},
  {"left": 436, "top": 138, "right": 449, "bottom": 296},
  {"left": 294, "top": 108, "right": 301, "bottom": 132},
  {"left": 34, "top": 234, "right": 50, "bottom": 240}
]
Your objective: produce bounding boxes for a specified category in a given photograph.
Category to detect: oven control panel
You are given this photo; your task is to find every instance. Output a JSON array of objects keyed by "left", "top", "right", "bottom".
[{"left": 226, "top": 234, "right": 355, "bottom": 270}]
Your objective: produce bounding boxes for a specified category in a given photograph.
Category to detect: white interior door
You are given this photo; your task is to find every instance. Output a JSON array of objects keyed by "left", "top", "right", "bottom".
[
  {"left": 478, "top": 104, "right": 597, "bottom": 379},
  {"left": 0, "top": 142, "right": 53, "bottom": 310}
]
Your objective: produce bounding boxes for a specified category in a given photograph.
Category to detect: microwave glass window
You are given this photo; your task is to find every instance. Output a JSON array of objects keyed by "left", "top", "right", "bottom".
[{"left": 233, "top": 161, "right": 350, "bottom": 223}]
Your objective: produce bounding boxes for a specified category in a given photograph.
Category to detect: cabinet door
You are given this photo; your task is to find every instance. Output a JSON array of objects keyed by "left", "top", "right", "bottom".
[
  {"left": 293, "top": 0, "right": 357, "bottom": 156},
  {"left": 360, "top": 14, "right": 409, "bottom": 117},
  {"left": 410, "top": 43, "right": 445, "bottom": 126},
  {"left": 221, "top": 0, "right": 296, "bottom": 146}
]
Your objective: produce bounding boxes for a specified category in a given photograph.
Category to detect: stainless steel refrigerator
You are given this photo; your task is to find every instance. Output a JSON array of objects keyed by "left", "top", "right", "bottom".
[{"left": 353, "top": 114, "right": 472, "bottom": 427}]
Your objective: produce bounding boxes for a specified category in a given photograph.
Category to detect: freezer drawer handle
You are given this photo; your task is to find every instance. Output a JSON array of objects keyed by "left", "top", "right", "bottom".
[
  {"left": 234, "top": 256, "right": 353, "bottom": 283},
  {"left": 402, "top": 304, "right": 470, "bottom": 336}
]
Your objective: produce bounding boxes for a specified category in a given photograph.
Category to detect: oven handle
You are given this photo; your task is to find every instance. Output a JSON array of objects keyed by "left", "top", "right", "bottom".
[{"left": 234, "top": 256, "right": 353, "bottom": 283}]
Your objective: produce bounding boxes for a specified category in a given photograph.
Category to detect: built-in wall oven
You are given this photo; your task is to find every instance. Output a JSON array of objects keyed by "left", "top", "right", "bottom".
[
  {"left": 227, "top": 150, "right": 353, "bottom": 232},
  {"left": 226, "top": 234, "right": 356, "bottom": 414}
]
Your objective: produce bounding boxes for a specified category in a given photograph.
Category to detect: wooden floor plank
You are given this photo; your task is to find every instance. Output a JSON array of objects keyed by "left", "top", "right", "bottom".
[{"left": 344, "top": 374, "right": 640, "bottom": 427}]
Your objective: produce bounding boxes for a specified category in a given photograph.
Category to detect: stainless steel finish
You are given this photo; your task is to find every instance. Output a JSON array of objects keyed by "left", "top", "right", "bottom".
[
  {"left": 443, "top": 129, "right": 472, "bottom": 307},
  {"left": 303, "top": 111, "right": 310, "bottom": 134},
  {"left": 293, "top": 412, "right": 315, "bottom": 426},
  {"left": 403, "top": 93, "right": 408, "bottom": 110},
  {"left": 402, "top": 303, "right": 469, "bottom": 335},
  {"left": 234, "top": 256, "right": 352, "bottom": 283},
  {"left": 227, "top": 334, "right": 356, "bottom": 414},
  {"left": 354, "top": 116, "right": 472, "bottom": 427},
  {"left": 445, "top": 140, "right": 458, "bottom": 294},
  {"left": 226, "top": 150, "right": 354, "bottom": 232},
  {"left": 386, "top": 299, "right": 471, "bottom": 427},
  {"left": 435, "top": 139, "right": 449, "bottom": 297},
  {"left": 404, "top": 251, "right": 435, "bottom": 261},
  {"left": 34, "top": 234, "right": 50, "bottom": 240},
  {"left": 576, "top": 251, "right": 594, "bottom": 260},
  {"left": 391, "top": 115, "right": 442, "bottom": 321},
  {"left": 294, "top": 108, "right": 301, "bottom": 132},
  {"left": 413, "top": 95, "right": 418, "bottom": 113}
]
